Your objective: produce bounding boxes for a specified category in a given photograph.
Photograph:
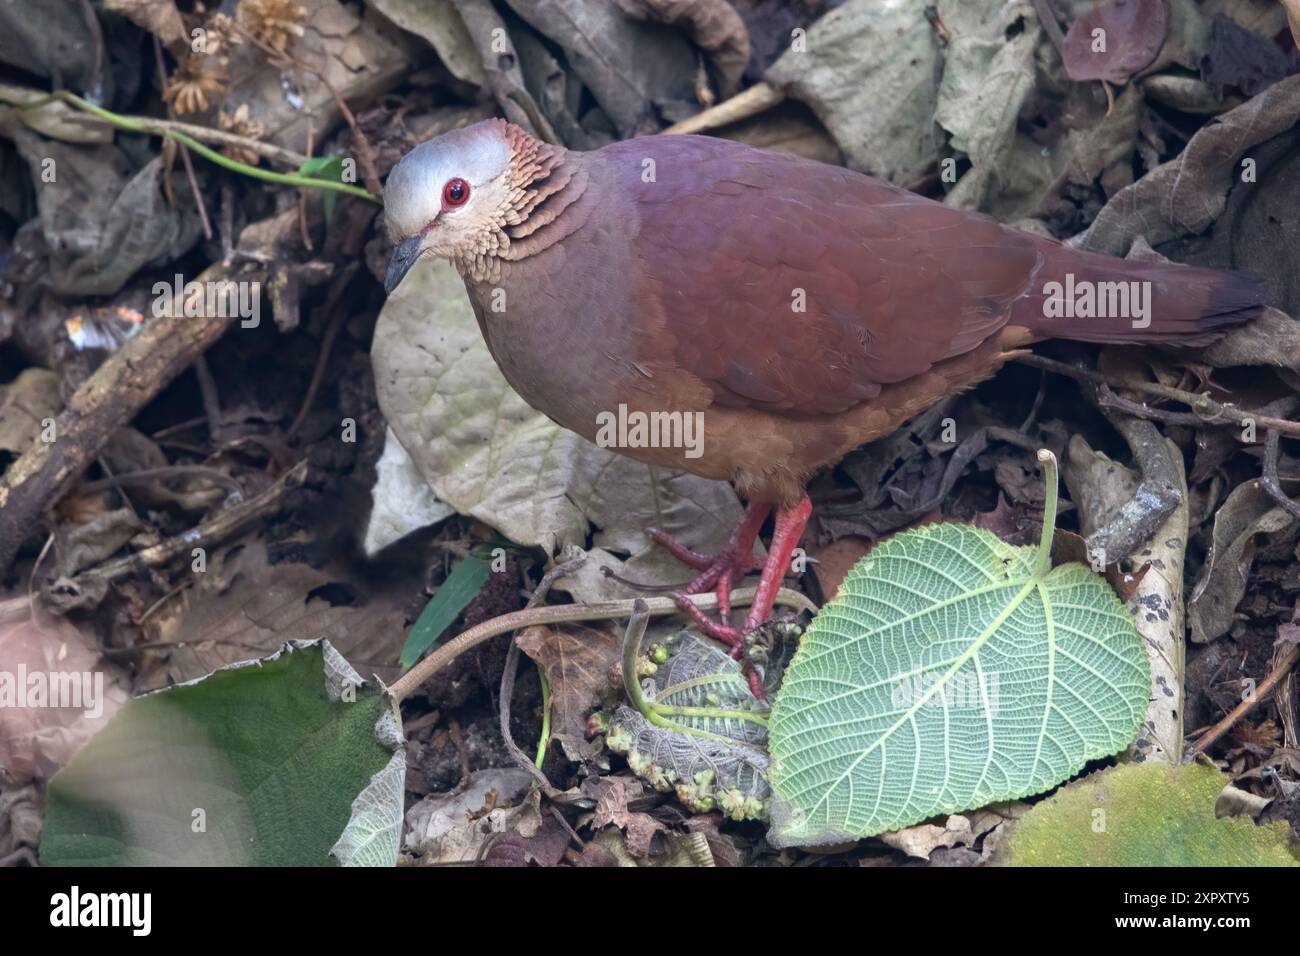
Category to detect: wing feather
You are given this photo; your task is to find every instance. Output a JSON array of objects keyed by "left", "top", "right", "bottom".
[{"left": 618, "top": 136, "right": 1042, "bottom": 415}]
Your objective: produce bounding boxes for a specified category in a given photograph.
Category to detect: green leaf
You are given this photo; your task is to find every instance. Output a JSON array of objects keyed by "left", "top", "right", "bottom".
[
  {"left": 609, "top": 629, "right": 775, "bottom": 820},
  {"left": 399, "top": 553, "right": 492, "bottom": 667},
  {"left": 40, "top": 641, "right": 401, "bottom": 866},
  {"left": 296, "top": 155, "right": 347, "bottom": 221},
  {"left": 297, "top": 156, "right": 345, "bottom": 179},
  {"left": 768, "top": 518, "right": 1149, "bottom": 846},
  {"left": 1001, "top": 762, "right": 1299, "bottom": 866}
]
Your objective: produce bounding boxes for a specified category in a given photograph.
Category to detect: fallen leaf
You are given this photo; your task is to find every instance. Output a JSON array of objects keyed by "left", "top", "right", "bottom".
[
  {"left": 1188, "top": 481, "right": 1294, "bottom": 644},
  {"left": 1076, "top": 74, "right": 1300, "bottom": 258},
  {"left": 613, "top": 0, "right": 750, "bottom": 97},
  {"left": 139, "top": 541, "right": 411, "bottom": 688},
  {"left": 403, "top": 768, "right": 536, "bottom": 863},
  {"left": 0, "top": 616, "right": 129, "bottom": 784},
  {"left": 1061, "top": 0, "right": 1167, "bottom": 84},
  {"left": 0, "top": 368, "right": 61, "bottom": 461},
  {"left": 517, "top": 622, "right": 622, "bottom": 762},
  {"left": 103, "top": 0, "right": 187, "bottom": 49},
  {"left": 1001, "top": 761, "right": 1299, "bottom": 866},
  {"left": 501, "top": 0, "right": 699, "bottom": 136},
  {"left": 765, "top": 0, "right": 940, "bottom": 185},
  {"left": 367, "top": 0, "right": 486, "bottom": 85},
  {"left": 363, "top": 427, "right": 455, "bottom": 554}
]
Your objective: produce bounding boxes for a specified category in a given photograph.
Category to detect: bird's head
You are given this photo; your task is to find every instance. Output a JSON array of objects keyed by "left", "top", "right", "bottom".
[{"left": 383, "top": 119, "right": 534, "bottom": 293}]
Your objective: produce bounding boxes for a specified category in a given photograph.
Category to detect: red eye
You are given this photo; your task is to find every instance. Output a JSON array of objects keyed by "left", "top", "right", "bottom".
[{"left": 442, "top": 178, "right": 470, "bottom": 208}]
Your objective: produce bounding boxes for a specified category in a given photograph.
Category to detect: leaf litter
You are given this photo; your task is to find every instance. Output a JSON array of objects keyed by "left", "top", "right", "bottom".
[{"left": 2, "top": 0, "right": 1300, "bottom": 868}]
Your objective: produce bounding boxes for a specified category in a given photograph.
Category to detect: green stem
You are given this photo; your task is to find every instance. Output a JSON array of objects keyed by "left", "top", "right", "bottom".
[
  {"left": 1035, "top": 448, "right": 1060, "bottom": 579},
  {"left": 534, "top": 665, "right": 550, "bottom": 769},
  {"left": 620, "top": 600, "right": 769, "bottom": 743},
  {"left": 49, "top": 91, "right": 381, "bottom": 203},
  {"left": 653, "top": 704, "right": 768, "bottom": 726}
]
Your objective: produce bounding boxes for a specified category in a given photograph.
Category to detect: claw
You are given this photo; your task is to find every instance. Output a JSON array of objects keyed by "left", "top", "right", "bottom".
[{"left": 651, "top": 496, "right": 812, "bottom": 698}]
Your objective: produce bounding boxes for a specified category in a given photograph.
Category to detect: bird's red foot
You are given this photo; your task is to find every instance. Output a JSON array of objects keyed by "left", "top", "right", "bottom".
[
  {"left": 648, "top": 500, "right": 769, "bottom": 624},
  {"left": 650, "top": 496, "right": 812, "bottom": 698}
]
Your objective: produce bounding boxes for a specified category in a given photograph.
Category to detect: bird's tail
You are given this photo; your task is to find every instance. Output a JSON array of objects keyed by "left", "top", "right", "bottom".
[{"left": 1011, "top": 240, "right": 1264, "bottom": 346}]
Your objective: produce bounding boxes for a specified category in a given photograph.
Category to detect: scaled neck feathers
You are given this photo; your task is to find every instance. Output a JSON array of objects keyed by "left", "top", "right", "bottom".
[{"left": 454, "top": 122, "right": 590, "bottom": 284}]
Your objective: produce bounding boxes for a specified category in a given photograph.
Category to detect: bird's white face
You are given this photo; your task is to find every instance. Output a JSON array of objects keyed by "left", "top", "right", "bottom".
[{"left": 383, "top": 122, "right": 517, "bottom": 291}]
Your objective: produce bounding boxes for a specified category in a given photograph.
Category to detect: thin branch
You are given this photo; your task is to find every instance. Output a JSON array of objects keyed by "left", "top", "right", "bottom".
[
  {"left": 8, "top": 88, "right": 311, "bottom": 166},
  {"left": 1191, "top": 643, "right": 1300, "bottom": 753},
  {"left": 152, "top": 33, "right": 212, "bottom": 241},
  {"left": 497, "top": 554, "right": 588, "bottom": 798},
  {"left": 1014, "top": 352, "right": 1300, "bottom": 438},
  {"left": 388, "top": 586, "right": 817, "bottom": 705},
  {"left": 76, "top": 464, "right": 244, "bottom": 499},
  {"left": 662, "top": 82, "right": 785, "bottom": 135},
  {"left": 1261, "top": 429, "right": 1300, "bottom": 523}
]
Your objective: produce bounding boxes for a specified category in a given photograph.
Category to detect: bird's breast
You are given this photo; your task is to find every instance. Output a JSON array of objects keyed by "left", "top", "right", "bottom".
[{"left": 465, "top": 252, "right": 649, "bottom": 445}]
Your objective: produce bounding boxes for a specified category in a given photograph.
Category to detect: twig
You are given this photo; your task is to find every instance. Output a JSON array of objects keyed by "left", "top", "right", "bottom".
[
  {"left": 388, "top": 586, "right": 817, "bottom": 705},
  {"left": 1031, "top": 0, "right": 1069, "bottom": 60},
  {"left": 76, "top": 464, "right": 244, "bottom": 499},
  {"left": 497, "top": 554, "right": 588, "bottom": 798},
  {"left": 1191, "top": 643, "right": 1300, "bottom": 753},
  {"left": 1014, "top": 352, "right": 1300, "bottom": 438},
  {"left": 0, "top": 259, "right": 266, "bottom": 579},
  {"left": 59, "top": 461, "right": 305, "bottom": 590},
  {"left": 153, "top": 34, "right": 212, "bottom": 241},
  {"left": 194, "top": 355, "right": 225, "bottom": 440},
  {"left": 1096, "top": 384, "right": 1205, "bottom": 426},
  {"left": 1261, "top": 429, "right": 1300, "bottom": 523},
  {"left": 662, "top": 82, "right": 785, "bottom": 135}
]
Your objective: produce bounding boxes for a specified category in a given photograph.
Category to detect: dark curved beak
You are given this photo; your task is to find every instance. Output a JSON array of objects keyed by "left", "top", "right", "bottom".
[{"left": 384, "top": 236, "right": 422, "bottom": 294}]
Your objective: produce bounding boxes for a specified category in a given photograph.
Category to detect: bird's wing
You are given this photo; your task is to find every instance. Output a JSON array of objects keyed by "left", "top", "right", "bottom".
[{"left": 620, "top": 136, "right": 1043, "bottom": 415}]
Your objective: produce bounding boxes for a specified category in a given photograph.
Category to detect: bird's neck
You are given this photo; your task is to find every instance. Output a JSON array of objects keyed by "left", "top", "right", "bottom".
[{"left": 453, "top": 129, "right": 592, "bottom": 283}]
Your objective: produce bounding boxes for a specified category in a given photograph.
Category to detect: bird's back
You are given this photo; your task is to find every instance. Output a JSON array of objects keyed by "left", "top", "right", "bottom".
[{"left": 591, "top": 134, "right": 1260, "bottom": 418}]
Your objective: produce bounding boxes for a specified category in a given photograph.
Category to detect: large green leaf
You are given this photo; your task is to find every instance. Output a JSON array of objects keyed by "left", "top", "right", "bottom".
[
  {"left": 41, "top": 641, "right": 401, "bottom": 866},
  {"left": 1001, "top": 762, "right": 1299, "bottom": 866},
  {"left": 768, "top": 517, "right": 1149, "bottom": 846}
]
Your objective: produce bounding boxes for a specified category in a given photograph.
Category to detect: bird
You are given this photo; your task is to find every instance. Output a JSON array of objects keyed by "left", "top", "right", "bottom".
[{"left": 383, "top": 118, "right": 1262, "bottom": 694}]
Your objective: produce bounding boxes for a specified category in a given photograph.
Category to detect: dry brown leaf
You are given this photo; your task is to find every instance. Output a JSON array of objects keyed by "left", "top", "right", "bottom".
[
  {"left": 138, "top": 541, "right": 410, "bottom": 689},
  {"left": 0, "top": 616, "right": 128, "bottom": 784},
  {"left": 516, "top": 622, "right": 621, "bottom": 762}
]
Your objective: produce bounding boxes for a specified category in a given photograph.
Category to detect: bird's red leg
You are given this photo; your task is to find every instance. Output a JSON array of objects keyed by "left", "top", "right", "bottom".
[
  {"left": 653, "top": 497, "right": 810, "bottom": 700},
  {"left": 647, "top": 500, "right": 770, "bottom": 626},
  {"left": 741, "top": 495, "right": 812, "bottom": 635}
]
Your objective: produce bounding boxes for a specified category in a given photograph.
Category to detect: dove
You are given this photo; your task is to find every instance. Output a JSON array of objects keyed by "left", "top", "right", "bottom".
[{"left": 383, "top": 119, "right": 1261, "bottom": 693}]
